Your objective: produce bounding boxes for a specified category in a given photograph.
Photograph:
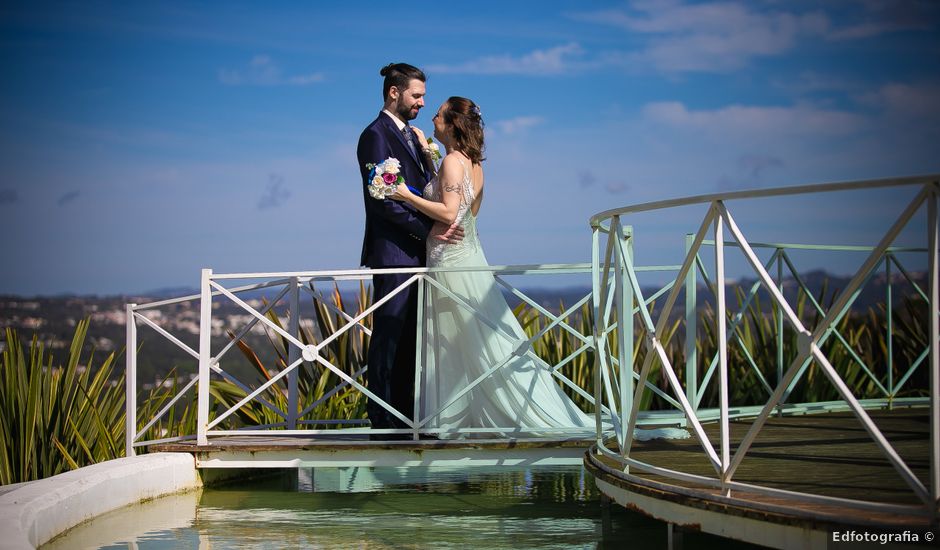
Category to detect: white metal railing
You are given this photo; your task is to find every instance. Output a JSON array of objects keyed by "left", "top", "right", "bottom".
[
  {"left": 126, "top": 263, "right": 643, "bottom": 452},
  {"left": 589, "top": 174, "right": 940, "bottom": 521}
]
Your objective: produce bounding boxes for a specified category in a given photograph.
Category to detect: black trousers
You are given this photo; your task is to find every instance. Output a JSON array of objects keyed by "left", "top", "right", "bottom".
[{"left": 366, "top": 272, "right": 419, "bottom": 430}]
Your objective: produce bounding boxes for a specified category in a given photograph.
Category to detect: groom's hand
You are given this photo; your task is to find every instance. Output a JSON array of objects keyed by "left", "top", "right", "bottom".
[{"left": 434, "top": 221, "right": 465, "bottom": 243}]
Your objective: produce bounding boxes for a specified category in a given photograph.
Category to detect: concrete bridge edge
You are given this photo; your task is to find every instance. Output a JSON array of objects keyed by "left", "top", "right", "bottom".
[{"left": 0, "top": 452, "right": 201, "bottom": 549}]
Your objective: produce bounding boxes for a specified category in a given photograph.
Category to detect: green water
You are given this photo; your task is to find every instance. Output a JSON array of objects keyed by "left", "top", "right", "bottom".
[{"left": 47, "top": 466, "right": 758, "bottom": 549}]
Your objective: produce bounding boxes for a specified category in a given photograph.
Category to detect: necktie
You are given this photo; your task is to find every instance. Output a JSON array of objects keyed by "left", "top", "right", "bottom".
[
  {"left": 403, "top": 127, "right": 419, "bottom": 160},
  {"left": 403, "top": 126, "right": 424, "bottom": 176}
]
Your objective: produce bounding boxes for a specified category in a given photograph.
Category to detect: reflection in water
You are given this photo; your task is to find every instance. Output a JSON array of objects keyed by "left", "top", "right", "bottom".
[{"left": 45, "top": 466, "right": 758, "bottom": 549}]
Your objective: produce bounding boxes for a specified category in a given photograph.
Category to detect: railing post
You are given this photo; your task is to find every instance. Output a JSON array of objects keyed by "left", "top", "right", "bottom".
[
  {"left": 776, "top": 249, "right": 785, "bottom": 389},
  {"left": 714, "top": 205, "right": 730, "bottom": 496},
  {"left": 197, "top": 268, "right": 212, "bottom": 446},
  {"left": 617, "top": 222, "right": 634, "bottom": 456},
  {"left": 885, "top": 254, "right": 894, "bottom": 406},
  {"left": 685, "top": 233, "right": 697, "bottom": 410},
  {"left": 125, "top": 303, "right": 137, "bottom": 457},
  {"left": 591, "top": 222, "right": 604, "bottom": 448},
  {"left": 287, "top": 277, "right": 300, "bottom": 430},
  {"left": 928, "top": 184, "right": 939, "bottom": 518},
  {"left": 414, "top": 274, "right": 425, "bottom": 440}
]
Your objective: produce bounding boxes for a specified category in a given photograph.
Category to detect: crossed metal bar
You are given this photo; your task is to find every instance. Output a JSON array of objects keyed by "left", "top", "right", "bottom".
[
  {"left": 687, "top": 243, "right": 929, "bottom": 408},
  {"left": 125, "top": 263, "right": 609, "bottom": 451}
]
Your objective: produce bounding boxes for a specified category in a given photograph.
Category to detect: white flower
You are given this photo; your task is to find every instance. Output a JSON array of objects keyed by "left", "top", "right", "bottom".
[
  {"left": 426, "top": 140, "right": 442, "bottom": 162},
  {"left": 372, "top": 175, "right": 384, "bottom": 187},
  {"left": 384, "top": 157, "right": 401, "bottom": 174},
  {"left": 374, "top": 164, "right": 385, "bottom": 176}
]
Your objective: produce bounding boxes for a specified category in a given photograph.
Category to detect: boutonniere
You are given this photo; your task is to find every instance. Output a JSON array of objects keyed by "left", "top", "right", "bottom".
[{"left": 426, "top": 139, "right": 442, "bottom": 163}]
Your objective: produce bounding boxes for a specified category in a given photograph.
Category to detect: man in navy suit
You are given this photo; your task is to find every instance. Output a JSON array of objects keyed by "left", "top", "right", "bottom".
[{"left": 357, "top": 63, "right": 458, "bottom": 437}]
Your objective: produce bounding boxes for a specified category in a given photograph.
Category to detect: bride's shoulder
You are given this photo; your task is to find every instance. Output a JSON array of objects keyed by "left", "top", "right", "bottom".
[
  {"left": 439, "top": 153, "right": 465, "bottom": 177},
  {"left": 441, "top": 152, "right": 465, "bottom": 166}
]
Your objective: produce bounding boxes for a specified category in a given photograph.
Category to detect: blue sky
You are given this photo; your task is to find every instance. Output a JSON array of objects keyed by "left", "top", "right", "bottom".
[{"left": 1, "top": 1, "right": 939, "bottom": 295}]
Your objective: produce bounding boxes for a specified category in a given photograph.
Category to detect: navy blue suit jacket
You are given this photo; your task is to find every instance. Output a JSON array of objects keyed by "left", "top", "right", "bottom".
[{"left": 357, "top": 113, "right": 435, "bottom": 268}]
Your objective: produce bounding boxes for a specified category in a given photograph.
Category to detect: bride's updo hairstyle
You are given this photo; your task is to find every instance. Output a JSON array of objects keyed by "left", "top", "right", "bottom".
[
  {"left": 442, "top": 96, "right": 485, "bottom": 164},
  {"left": 380, "top": 63, "right": 426, "bottom": 100}
]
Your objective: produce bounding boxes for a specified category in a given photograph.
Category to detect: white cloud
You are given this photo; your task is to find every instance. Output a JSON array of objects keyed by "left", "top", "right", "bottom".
[
  {"left": 856, "top": 83, "right": 940, "bottom": 121},
  {"left": 605, "top": 182, "right": 630, "bottom": 194},
  {"left": 492, "top": 116, "right": 544, "bottom": 135},
  {"left": 642, "top": 101, "right": 867, "bottom": 136},
  {"left": 774, "top": 71, "right": 860, "bottom": 95},
  {"left": 573, "top": 1, "right": 829, "bottom": 73},
  {"left": 219, "top": 54, "right": 324, "bottom": 86},
  {"left": 427, "top": 43, "right": 585, "bottom": 75}
]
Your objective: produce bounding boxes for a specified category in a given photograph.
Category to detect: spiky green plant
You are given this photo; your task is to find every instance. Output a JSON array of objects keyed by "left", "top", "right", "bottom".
[
  {"left": 208, "top": 283, "right": 368, "bottom": 429},
  {"left": 0, "top": 320, "right": 123, "bottom": 484},
  {"left": 0, "top": 321, "right": 209, "bottom": 484}
]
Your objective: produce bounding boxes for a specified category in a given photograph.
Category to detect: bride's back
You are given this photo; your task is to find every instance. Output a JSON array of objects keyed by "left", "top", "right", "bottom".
[
  {"left": 425, "top": 153, "right": 484, "bottom": 267},
  {"left": 467, "top": 160, "right": 484, "bottom": 217}
]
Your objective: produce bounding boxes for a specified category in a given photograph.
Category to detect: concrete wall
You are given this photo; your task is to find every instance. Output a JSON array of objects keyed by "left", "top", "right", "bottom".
[{"left": 0, "top": 453, "right": 201, "bottom": 549}]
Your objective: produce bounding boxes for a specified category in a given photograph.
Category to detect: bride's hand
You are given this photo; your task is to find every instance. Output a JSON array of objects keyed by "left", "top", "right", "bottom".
[
  {"left": 387, "top": 182, "right": 412, "bottom": 202},
  {"left": 411, "top": 126, "right": 428, "bottom": 146}
]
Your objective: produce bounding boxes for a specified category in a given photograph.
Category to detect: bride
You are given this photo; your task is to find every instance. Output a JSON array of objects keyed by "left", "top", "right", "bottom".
[{"left": 390, "top": 97, "right": 688, "bottom": 441}]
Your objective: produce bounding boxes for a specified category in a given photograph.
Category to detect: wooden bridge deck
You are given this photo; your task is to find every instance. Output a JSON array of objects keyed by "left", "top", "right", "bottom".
[
  {"left": 150, "top": 435, "right": 597, "bottom": 469},
  {"left": 585, "top": 407, "right": 935, "bottom": 542}
]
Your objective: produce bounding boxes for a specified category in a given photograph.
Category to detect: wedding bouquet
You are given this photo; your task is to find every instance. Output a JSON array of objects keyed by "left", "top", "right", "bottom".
[{"left": 365, "top": 157, "right": 404, "bottom": 199}]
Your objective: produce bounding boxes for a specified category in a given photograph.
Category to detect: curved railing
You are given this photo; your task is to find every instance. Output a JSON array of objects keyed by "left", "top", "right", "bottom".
[{"left": 588, "top": 174, "right": 940, "bottom": 520}]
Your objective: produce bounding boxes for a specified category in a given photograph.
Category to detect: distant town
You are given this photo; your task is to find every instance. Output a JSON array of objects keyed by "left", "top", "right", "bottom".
[{"left": 0, "top": 269, "right": 924, "bottom": 388}]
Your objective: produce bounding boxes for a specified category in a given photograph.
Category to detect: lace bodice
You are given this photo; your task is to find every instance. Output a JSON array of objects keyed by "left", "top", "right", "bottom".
[{"left": 425, "top": 157, "right": 480, "bottom": 266}]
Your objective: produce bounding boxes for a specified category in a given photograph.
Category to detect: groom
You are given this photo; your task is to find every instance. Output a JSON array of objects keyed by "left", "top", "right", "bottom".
[{"left": 357, "top": 63, "right": 457, "bottom": 437}]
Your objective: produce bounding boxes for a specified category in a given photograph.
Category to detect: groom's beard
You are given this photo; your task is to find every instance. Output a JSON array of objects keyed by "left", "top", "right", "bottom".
[{"left": 395, "top": 102, "right": 420, "bottom": 122}]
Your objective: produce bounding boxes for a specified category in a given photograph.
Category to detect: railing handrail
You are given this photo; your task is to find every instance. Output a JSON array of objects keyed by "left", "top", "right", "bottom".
[
  {"left": 590, "top": 173, "right": 940, "bottom": 225},
  {"left": 204, "top": 262, "right": 597, "bottom": 281}
]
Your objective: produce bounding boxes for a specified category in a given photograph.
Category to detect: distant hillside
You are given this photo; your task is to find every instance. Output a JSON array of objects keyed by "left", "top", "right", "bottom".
[
  {"left": 501, "top": 269, "right": 926, "bottom": 314},
  {"left": 0, "top": 269, "right": 924, "bottom": 384}
]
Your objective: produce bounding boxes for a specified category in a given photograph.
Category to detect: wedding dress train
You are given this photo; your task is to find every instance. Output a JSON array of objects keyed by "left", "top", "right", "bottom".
[{"left": 420, "top": 158, "right": 688, "bottom": 441}]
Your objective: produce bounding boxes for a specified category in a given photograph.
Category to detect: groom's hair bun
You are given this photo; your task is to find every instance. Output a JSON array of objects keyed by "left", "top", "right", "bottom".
[{"left": 381, "top": 63, "right": 426, "bottom": 100}]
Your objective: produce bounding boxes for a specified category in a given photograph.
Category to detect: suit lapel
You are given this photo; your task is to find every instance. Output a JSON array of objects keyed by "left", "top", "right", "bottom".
[{"left": 382, "top": 115, "right": 425, "bottom": 178}]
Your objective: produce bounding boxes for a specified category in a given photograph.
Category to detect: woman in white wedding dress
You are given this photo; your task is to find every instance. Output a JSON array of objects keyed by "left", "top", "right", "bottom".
[{"left": 391, "top": 97, "right": 688, "bottom": 441}]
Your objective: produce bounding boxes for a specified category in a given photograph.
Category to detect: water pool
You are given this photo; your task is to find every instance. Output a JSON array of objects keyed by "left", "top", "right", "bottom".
[{"left": 45, "top": 466, "right": 758, "bottom": 549}]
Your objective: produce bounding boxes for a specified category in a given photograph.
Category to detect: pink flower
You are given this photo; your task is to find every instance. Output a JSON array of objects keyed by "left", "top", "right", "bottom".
[{"left": 382, "top": 172, "right": 397, "bottom": 184}]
